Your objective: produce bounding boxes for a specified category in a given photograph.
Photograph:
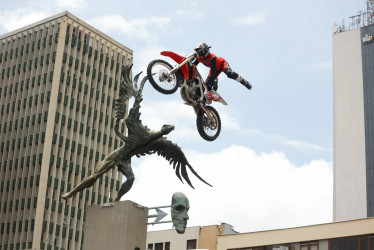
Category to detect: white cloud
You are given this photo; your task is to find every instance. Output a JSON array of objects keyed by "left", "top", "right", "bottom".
[
  {"left": 133, "top": 46, "right": 169, "bottom": 74},
  {"left": 124, "top": 145, "right": 333, "bottom": 233},
  {"left": 217, "top": 107, "right": 241, "bottom": 130},
  {"left": 231, "top": 12, "right": 267, "bottom": 26},
  {"left": 140, "top": 100, "right": 242, "bottom": 143},
  {"left": 88, "top": 15, "right": 170, "bottom": 40},
  {"left": 148, "top": 17, "right": 171, "bottom": 29},
  {"left": 182, "top": 0, "right": 198, "bottom": 7},
  {"left": 138, "top": 99, "right": 330, "bottom": 152},
  {"left": 190, "top": 1, "right": 198, "bottom": 7},
  {"left": 140, "top": 100, "right": 203, "bottom": 143},
  {"left": 0, "top": 9, "right": 51, "bottom": 32},
  {"left": 176, "top": 10, "right": 205, "bottom": 19},
  {"left": 55, "top": 0, "right": 87, "bottom": 9},
  {"left": 282, "top": 138, "right": 331, "bottom": 152},
  {"left": 242, "top": 129, "right": 332, "bottom": 153},
  {"left": 303, "top": 61, "right": 332, "bottom": 72}
]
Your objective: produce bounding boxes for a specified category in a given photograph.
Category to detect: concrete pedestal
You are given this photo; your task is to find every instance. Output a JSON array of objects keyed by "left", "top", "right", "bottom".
[{"left": 83, "top": 200, "right": 148, "bottom": 250}]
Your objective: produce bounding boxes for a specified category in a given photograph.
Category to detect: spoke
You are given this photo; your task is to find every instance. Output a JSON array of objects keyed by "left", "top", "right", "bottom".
[
  {"left": 151, "top": 62, "right": 177, "bottom": 91},
  {"left": 202, "top": 112, "right": 218, "bottom": 136}
]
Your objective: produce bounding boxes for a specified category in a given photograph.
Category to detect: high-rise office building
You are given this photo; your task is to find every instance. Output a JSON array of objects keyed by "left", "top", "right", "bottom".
[
  {"left": 333, "top": 14, "right": 374, "bottom": 221},
  {"left": 0, "top": 11, "right": 132, "bottom": 249}
]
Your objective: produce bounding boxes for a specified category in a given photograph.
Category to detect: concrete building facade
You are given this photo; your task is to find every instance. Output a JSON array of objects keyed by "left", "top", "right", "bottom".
[
  {"left": 0, "top": 12, "right": 132, "bottom": 250},
  {"left": 333, "top": 23, "right": 374, "bottom": 221},
  {"left": 217, "top": 218, "right": 374, "bottom": 250},
  {"left": 147, "top": 219, "right": 374, "bottom": 250},
  {"left": 83, "top": 201, "right": 148, "bottom": 250},
  {"left": 147, "top": 226, "right": 201, "bottom": 250},
  {"left": 146, "top": 223, "right": 237, "bottom": 250}
]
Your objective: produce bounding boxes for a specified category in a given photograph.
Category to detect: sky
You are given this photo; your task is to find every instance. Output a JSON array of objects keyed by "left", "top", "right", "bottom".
[{"left": 0, "top": 0, "right": 367, "bottom": 233}]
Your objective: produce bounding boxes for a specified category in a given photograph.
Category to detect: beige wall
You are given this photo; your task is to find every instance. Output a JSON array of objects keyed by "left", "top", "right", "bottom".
[
  {"left": 32, "top": 16, "right": 68, "bottom": 250},
  {"left": 198, "top": 225, "right": 220, "bottom": 250},
  {"left": 217, "top": 218, "right": 374, "bottom": 250},
  {"left": 319, "top": 240, "right": 329, "bottom": 250},
  {"left": 147, "top": 226, "right": 200, "bottom": 249},
  {"left": 333, "top": 27, "right": 367, "bottom": 222}
]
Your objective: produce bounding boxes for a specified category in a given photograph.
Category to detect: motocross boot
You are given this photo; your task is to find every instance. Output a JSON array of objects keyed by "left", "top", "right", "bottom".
[
  {"left": 236, "top": 75, "right": 252, "bottom": 90},
  {"left": 212, "top": 78, "right": 218, "bottom": 91}
]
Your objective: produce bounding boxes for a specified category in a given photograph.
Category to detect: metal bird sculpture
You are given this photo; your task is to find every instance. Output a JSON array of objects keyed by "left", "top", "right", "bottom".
[{"left": 61, "top": 65, "right": 212, "bottom": 201}]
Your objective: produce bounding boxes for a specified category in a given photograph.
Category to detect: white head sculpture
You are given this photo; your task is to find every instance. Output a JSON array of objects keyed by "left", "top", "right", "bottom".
[{"left": 171, "top": 192, "right": 190, "bottom": 234}]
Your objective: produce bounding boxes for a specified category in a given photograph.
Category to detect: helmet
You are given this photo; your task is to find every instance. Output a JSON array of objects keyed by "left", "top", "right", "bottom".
[{"left": 194, "top": 42, "right": 211, "bottom": 57}]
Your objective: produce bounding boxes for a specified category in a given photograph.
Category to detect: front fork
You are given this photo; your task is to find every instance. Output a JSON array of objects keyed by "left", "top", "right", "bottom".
[{"left": 199, "top": 103, "right": 216, "bottom": 125}]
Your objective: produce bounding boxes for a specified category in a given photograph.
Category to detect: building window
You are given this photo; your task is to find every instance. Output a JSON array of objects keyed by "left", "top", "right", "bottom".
[
  {"left": 154, "top": 243, "right": 163, "bottom": 250},
  {"left": 328, "top": 236, "right": 363, "bottom": 250},
  {"left": 186, "top": 239, "right": 196, "bottom": 250},
  {"left": 359, "top": 236, "right": 371, "bottom": 250},
  {"left": 165, "top": 242, "right": 170, "bottom": 250},
  {"left": 147, "top": 244, "right": 153, "bottom": 250},
  {"left": 301, "top": 241, "right": 318, "bottom": 250}
]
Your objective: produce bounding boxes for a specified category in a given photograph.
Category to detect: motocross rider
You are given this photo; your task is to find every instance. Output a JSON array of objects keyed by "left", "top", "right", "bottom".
[{"left": 192, "top": 42, "right": 252, "bottom": 92}]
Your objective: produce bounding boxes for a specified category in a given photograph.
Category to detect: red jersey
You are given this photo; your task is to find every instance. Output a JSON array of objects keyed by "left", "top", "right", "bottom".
[{"left": 197, "top": 53, "right": 228, "bottom": 76}]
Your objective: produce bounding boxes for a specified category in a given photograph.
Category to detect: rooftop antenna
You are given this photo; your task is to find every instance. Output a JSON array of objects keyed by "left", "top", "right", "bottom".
[
  {"left": 367, "top": 0, "right": 374, "bottom": 25},
  {"left": 341, "top": 19, "right": 346, "bottom": 31},
  {"left": 349, "top": 13, "right": 362, "bottom": 29}
]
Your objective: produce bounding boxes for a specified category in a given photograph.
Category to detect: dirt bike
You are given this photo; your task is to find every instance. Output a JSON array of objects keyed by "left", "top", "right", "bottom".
[{"left": 146, "top": 51, "right": 227, "bottom": 141}]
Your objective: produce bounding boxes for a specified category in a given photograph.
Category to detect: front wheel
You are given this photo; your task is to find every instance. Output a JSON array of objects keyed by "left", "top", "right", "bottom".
[
  {"left": 196, "top": 106, "right": 221, "bottom": 141},
  {"left": 147, "top": 59, "right": 179, "bottom": 95}
]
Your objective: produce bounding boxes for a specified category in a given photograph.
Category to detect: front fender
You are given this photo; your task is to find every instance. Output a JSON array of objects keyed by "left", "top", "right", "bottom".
[
  {"left": 161, "top": 51, "right": 185, "bottom": 64},
  {"left": 161, "top": 51, "right": 193, "bottom": 81}
]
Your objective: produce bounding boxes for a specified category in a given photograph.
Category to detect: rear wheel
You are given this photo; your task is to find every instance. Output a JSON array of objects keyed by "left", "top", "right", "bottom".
[
  {"left": 196, "top": 106, "right": 221, "bottom": 141},
  {"left": 147, "top": 59, "right": 179, "bottom": 94}
]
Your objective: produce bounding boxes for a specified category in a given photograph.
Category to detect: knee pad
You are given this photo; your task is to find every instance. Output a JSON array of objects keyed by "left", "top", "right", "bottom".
[{"left": 224, "top": 68, "right": 239, "bottom": 79}]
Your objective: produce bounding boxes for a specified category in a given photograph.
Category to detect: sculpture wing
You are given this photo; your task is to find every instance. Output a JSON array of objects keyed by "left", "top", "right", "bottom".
[
  {"left": 114, "top": 65, "right": 146, "bottom": 143},
  {"left": 125, "top": 75, "right": 146, "bottom": 131},
  {"left": 115, "top": 65, "right": 139, "bottom": 121},
  {"left": 136, "top": 138, "right": 212, "bottom": 188}
]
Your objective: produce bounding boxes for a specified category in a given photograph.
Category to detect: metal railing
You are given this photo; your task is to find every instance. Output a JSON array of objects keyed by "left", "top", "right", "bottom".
[{"left": 334, "top": 6, "right": 374, "bottom": 34}]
